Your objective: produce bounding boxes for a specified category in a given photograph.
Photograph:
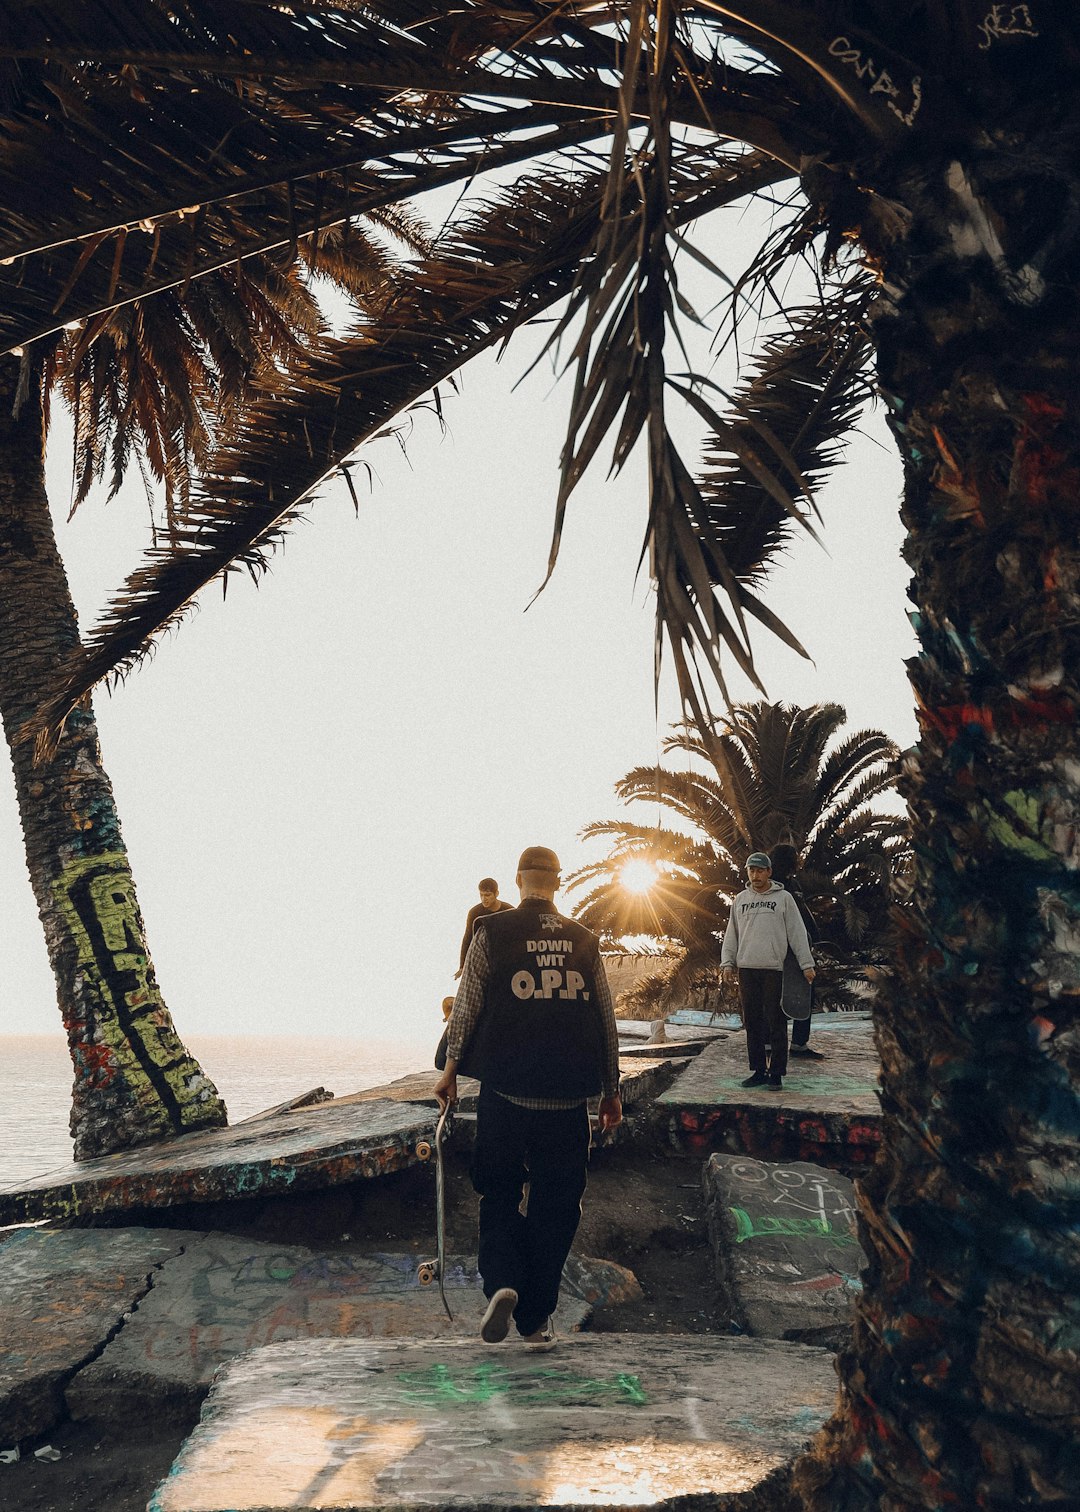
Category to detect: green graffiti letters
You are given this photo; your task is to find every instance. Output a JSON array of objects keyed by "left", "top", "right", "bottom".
[
  {"left": 53, "top": 851, "right": 220, "bottom": 1128},
  {"left": 985, "top": 790, "right": 1055, "bottom": 862},
  {"left": 393, "top": 1362, "right": 647, "bottom": 1408},
  {"left": 729, "top": 1205, "right": 860, "bottom": 1247}
]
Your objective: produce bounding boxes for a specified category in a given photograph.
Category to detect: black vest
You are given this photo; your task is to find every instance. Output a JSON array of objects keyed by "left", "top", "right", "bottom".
[{"left": 459, "top": 898, "right": 605, "bottom": 1100}]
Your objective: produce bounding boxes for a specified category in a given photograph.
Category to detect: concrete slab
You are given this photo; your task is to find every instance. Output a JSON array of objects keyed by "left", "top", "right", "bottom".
[
  {"left": 658, "top": 1028, "right": 881, "bottom": 1168},
  {"left": 333, "top": 1057, "right": 676, "bottom": 1115},
  {"left": 618, "top": 1040, "right": 705, "bottom": 1059},
  {"left": 333, "top": 1073, "right": 481, "bottom": 1112},
  {"left": 0, "top": 1100, "right": 438, "bottom": 1227},
  {"left": 703, "top": 1154, "right": 865, "bottom": 1349},
  {"left": 149, "top": 1334, "right": 837, "bottom": 1511},
  {"left": 666, "top": 1010, "right": 740, "bottom": 1030},
  {"left": 0, "top": 1226, "right": 194, "bottom": 1441},
  {"left": 64, "top": 1233, "right": 640, "bottom": 1426}
]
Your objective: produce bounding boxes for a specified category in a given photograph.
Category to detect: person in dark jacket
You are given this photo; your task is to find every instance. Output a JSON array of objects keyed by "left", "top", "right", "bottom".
[
  {"left": 769, "top": 843, "right": 825, "bottom": 1059},
  {"left": 455, "top": 877, "right": 513, "bottom": 977},
  {"left": 435, "top": 846, "right": 622, "bottom": 1351}
]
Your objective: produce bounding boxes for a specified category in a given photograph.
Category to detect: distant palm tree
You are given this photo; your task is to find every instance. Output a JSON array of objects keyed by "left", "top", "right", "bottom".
[{"left": 567, "top": 702, "right": 906, "bottom": 1007}]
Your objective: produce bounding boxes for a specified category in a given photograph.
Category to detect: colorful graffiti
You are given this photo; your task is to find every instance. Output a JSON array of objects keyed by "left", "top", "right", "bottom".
[
  {"left": 52, "top": 850, "right": 223, "bottom": 1139},
  {"left": 705, "top": 1155, "right": 866, "bottom": 1343}
]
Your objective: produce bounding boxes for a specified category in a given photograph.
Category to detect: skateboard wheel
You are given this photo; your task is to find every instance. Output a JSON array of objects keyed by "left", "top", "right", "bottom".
[
  {"left": 418, "top": 1262, "right": 436, "bottom": 1286},
  {"left": 416, "top": 1141, "right": 432, "bottom": 1161}
]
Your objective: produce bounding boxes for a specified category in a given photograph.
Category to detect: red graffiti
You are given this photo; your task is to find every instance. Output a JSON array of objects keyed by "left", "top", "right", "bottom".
[
  {"left": 76, "top": 1041, "right": 119, "bottom": 1087},
  {"left": 921, "top": 690, "right": 1073, "bottom": 743}
]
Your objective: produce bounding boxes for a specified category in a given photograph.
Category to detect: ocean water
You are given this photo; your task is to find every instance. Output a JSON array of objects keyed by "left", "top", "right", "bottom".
[{"left": 0, "top": 1032, "right": 433, "bottom": 1188}]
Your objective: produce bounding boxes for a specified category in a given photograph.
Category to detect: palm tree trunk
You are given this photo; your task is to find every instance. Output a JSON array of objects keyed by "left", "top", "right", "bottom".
[
  {"left": 796, "top": 147, "right": 1080, "bottom": 1507},
  {"left": 0, "top": 356, "right": 227, "bottom": 1160}
]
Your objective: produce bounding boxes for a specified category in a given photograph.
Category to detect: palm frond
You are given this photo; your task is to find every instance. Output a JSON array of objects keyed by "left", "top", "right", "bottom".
[
  {"left": 26, "top": 142, "right": 790, "bottom": 750},
  {"left": 693, "top": 286, "right": 875, "bottom": 585}
]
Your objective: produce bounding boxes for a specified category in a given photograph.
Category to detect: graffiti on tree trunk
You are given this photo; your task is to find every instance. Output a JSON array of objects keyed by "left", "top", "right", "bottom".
[{"left": 53, "top": 850, "right": 219, "bottom": 1128}]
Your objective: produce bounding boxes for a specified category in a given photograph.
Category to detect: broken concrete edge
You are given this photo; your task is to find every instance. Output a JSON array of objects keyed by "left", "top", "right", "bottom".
[
  {"left": 0, "top": 1130, "right": 433, "bottom": 1229},
  {"left": 1, "top": 1232, "right": 196, "bottom": 1446},
  {"left": 236, "top": 1088, "right": 336, "bottom": 1123},
  {"left": 701, "top": 1164, "right": 751, "bottom": 1340}
]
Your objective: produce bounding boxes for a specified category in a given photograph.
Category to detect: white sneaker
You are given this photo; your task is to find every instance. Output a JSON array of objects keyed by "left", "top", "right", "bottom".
[
  {"left": 522, "top": 1317, "right": 557, "bottom": 1352},
  {"left": 480, "top": 1287, "right": 518, "bottom": 1344}
]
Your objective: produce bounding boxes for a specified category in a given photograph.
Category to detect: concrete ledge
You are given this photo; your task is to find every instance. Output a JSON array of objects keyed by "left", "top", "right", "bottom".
[
  {"left": 659, "top": 1030, "right": 881, "bottom": 1170},
  {"left": 703, "top": 1154, "right": 865, "bottom": 1349},
  {"left": 149, "top": 1334, "right": 837, "bottom": 1511},
  {"left": 0, "top": 1100, "right": 438, "bottom": 1226}
]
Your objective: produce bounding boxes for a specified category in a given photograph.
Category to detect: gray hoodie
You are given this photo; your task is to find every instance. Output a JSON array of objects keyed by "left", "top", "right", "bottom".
[{"left": 720, "top": 881, "right": 814, "bottom": 972}]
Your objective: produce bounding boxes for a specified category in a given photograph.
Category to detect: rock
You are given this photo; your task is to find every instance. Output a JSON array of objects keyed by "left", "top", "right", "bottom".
[{"left": 703, "top": 1153, "right": 865, "bottom": 1349}]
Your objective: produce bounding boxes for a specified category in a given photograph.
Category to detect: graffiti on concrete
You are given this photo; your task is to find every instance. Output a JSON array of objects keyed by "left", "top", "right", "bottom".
[
  {"left": 729, "top": 1204, "right": 861, "bottom": 1247},
  {"left": 723, "top": 1158, "right": 860, "bottom": 1266},
  {"left": 0, "top": 1099, "right": 438, "bottom": 1227},
  {"left": 662, "top": 1029, "right": 882, "bottom": 1166},
  {"left": 149, "top": 1335, "right": 839, "bottom": 1512},
  {"left": 704, "top": 1154, "right": 866, "bottom": 1344},
  {"left": 393, "top": 1361, "right": 648, "bottom": 1408},
  {"left": 53, "top": 850, "right": 219, "bottom": 1128}
]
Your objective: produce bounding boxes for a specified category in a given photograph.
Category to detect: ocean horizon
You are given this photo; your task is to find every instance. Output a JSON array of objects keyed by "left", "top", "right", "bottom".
[{"left": 0, "top": 1031, "right": 434, "bottom": 1189}]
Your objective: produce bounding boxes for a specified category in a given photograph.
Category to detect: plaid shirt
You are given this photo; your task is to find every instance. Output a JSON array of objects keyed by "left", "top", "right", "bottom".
[{"left": 447, "top": 915, "right": 620, "bottom": 1109}]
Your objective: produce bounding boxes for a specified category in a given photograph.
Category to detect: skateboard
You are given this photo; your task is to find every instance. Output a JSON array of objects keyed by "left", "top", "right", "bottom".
[
  {"left": 781, "top": 948, "right": 812, "bottom": 1020},
  {"left": 417, "top": 1102, "right": 454, "bottom": 1321}
]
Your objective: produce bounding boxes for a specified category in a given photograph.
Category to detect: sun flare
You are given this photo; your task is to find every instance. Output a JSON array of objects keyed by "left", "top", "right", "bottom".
[{"left": 620, "top": 859, "right": 660, "bottom": 896}]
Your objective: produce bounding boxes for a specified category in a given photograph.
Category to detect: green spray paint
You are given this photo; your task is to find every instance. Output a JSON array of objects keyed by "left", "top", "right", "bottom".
[
  {"left": 729, "top": 1205, "right": 861, "bottom": 1247},
  {"left": 394, "top": 1362, "right": 647, "bottom": 1407}
]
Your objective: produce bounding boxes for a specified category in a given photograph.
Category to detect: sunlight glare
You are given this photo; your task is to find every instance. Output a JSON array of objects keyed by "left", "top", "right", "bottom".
[{"left": 620, "top": 859, "right": 659, "bottom": 896}]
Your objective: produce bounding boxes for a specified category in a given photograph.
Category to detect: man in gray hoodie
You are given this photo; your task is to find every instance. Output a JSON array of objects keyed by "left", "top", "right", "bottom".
[{"left": 721, "top": 852, "right": 816, "bottom": 1090}]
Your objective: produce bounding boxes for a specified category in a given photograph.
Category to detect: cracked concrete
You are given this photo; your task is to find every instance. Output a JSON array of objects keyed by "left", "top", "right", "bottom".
[
  {"left": 67, "top": 1235, "right": 638, "bottom": 1426},
  {"left": 0, "top": 1228, "right": 640, "bottom": 1437},
  {"left": 0, "top": 1227, "right": 197, "bottom": 1442}
]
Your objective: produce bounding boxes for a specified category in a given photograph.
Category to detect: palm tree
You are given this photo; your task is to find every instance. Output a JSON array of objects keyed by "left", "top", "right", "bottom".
[
  {"left": 2, "top": 230, "right": 418, "bottom": 1158},
  {"left": 3, "top": 4, "right": 1079, "bottom": 1502},
  {"left": 0, "top": 349, "right": 233, "bottom": 1160},
  {"left": 567, "top": 702, "right": 905, "bottom": 1008}
]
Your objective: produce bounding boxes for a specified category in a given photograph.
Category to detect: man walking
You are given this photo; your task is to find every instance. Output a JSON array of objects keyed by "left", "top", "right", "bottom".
[
  {"left": 435, "top": 846, "right": 622, "bottom": 1351},
  {"left": 721, "top": 852, "right": 815, "bottom": 1090}
]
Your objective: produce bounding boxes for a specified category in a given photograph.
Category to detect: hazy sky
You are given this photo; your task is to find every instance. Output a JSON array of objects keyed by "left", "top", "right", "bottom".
[{"left": 0, "top": 202, "right": 917, "bottom": 1063}]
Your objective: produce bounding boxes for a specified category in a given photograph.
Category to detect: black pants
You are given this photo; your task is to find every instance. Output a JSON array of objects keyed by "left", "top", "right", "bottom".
[
  {"left": 738, "top": 968, "right": 787, "bottom": 1076},
  {"left": 791, "top": 1012, "right": 811, "bottom": 1047},
  {"left": 471, "top": 1084, "right": 591, "bottom": 1337}
]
